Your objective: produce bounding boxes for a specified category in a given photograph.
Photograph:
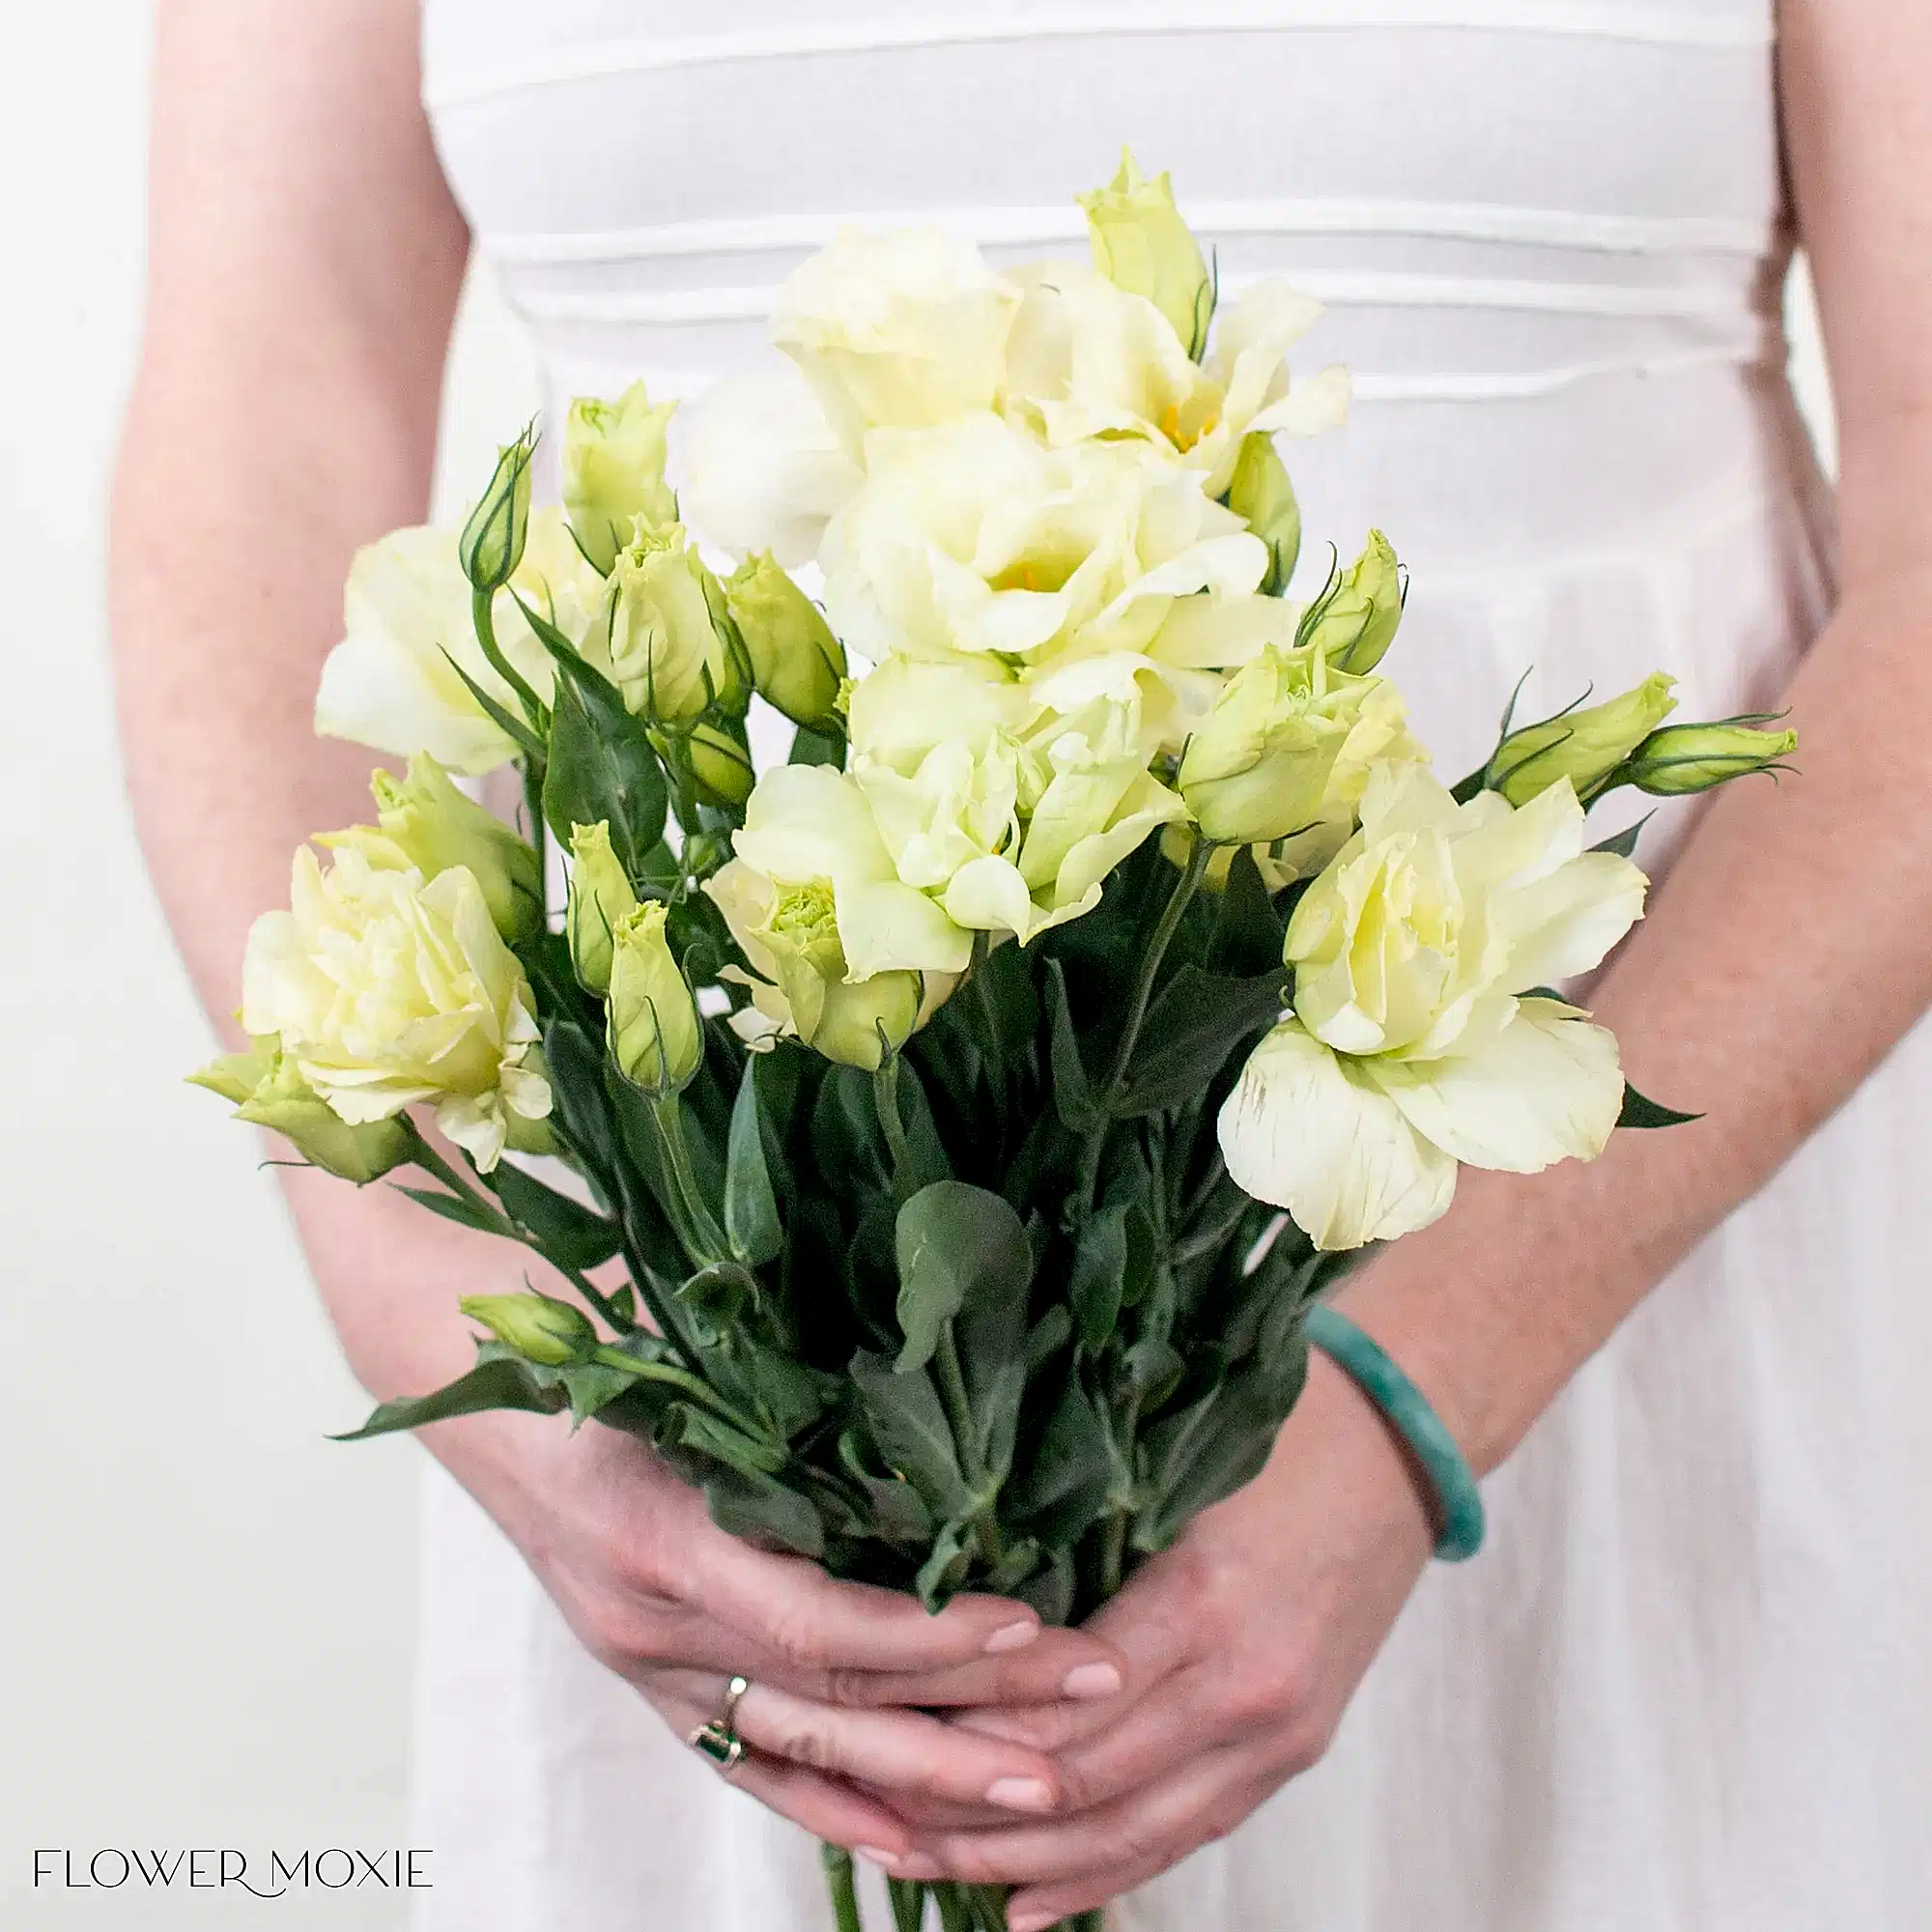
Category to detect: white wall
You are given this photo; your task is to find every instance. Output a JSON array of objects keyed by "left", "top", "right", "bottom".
[{"left": 0, "top": 8, "right": 1836, "bottom": 1925}]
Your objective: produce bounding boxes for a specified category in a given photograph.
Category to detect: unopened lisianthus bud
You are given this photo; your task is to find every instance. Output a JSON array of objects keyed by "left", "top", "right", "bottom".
[
  {"left": 459, "top": 1293, "right": 596, "bottom": 1366},
  {"left": 1300, "top": 530, "right": 1403, "bottom": 674},
  {"left": 566, "top": 821, "right": 639, "bottom": 997},
  {"left": 227, "top": 1050, "right": 411, "bottom": 1184},
  {"left": 1225, "top": 433, "right": 1301, "bottom": 596},
  {"left": 563, "top": 382, "right": 678, "bottom": 574},
  {"left": 722, "top": 552, "right": 846, "bottom": 730},
  {"left": 1077, "top": 148, "right": 1214, "bottom": 357},
  {"left": 607, "top": 902, "right": 704, "bottom": 1094},
  {"left": 609, "top": 525, "right": 745, "bottom": 722},
  {"left": 1619, "top": 719, "right": 1799, "bottom": 795},
  {"left": 1492, "top": 674, "right": 1679, "bottom": 807},
  {"left": 458, "top": 428, "right": 535, "bottom": 592}
]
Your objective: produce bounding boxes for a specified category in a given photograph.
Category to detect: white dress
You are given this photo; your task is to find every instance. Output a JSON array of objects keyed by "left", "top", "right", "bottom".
[{"left": 410, "top": 5, "right": 1932, "bottom": 1926}]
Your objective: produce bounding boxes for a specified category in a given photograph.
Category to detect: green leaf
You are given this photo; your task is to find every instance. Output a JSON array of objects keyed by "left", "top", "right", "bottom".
[
  {"left": 1208, "top": 846, "right": 1288, "bottom": 978},
  {"left": 1025, "top": 1304, "right": 1074, "bottom": 1373},
  {"left": 893, "top": 1180, "right": 1034, "bottom": 1377},
  {"left": 1067, "top": 1204, "right": 1130, "bottom": 1353},
  {"left": 703, "top": 1463, "right": 826, "bottom": 1559},
  {"left": 1044, "top": 958, "right": 1097, "bottom": 1132},
  {"left": 1590, "top": 812, "right": 1654, "bottom": 860},
  {"left": 1114, "top": 966, "right": 1288, "bottom": 1117},
  {"left": 393, "top": 1184, "right": 507, "bottom": 1237},
  {"left": 724, "top": 1060, "right": 783, "bottom": 1268},
  {"left": 849, "top": 1352, "right": 976, "bottom": 1521},
  {"left": 915, "top": 1521, "right": 973, "bottom": 1611},
  {"left": 538, "top": 643, "right": 668, "bottom": 879},
  {"left": 332, "top": 1354, "right": 565, "bottom": 1440},
  {"left": 788, "top": 723, "right": 845, "bottom": 767},
  {"left": 888, "top": 1879, "right": 930, "bottom": 1932},
  {"left": 1618, "top": 1080, "right": 1703, "bottom": 1128},
  {"left": 838, "top": 1428, "right": 936, "bottom": 1547},
  {"left": 558, "top": 1359, "right": 639, "bottom": 1427},
  {"left": 493, "top": 1161, "right": 623, "bottom": 1272},
  {"left": 654, "top": 1399, "right": 788, "bottom": 1477},
  {"left": 1006, "top": 1365, "right": 1116, "bottom": 1547}
]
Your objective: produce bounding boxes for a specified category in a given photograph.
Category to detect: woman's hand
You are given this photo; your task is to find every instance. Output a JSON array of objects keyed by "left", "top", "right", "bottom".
[
  {"left": 903, "top": 1348, "right": 1435, "bottom": 1929},
  {"left": 434, "top": 1406, "right": 1128, "bottom": 1870}
]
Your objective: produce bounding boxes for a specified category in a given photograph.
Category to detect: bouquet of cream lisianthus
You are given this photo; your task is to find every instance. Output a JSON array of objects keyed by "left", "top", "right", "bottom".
[{"left": 195, "top": 155, "right": 1794, "bottom": 1932}]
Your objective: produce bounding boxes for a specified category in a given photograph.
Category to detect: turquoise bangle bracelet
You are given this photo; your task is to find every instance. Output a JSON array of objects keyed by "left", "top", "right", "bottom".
[{"left": 1304, "top": 1302, "right": 1487, "bottom": 1562}]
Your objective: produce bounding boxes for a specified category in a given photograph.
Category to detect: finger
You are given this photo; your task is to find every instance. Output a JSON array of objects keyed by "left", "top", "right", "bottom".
[
  {"left": 815, "top": 1625, "right": 1129, "bottom": 1710},
  {"left": 952, "top": 1581, "right": 1197, "bottom": 1751},
  {"left": 644, "top": 1682, "right": 935, "bottom": 1876},
  {"left": 657, "top": 1673, "right": 1069, "bottom": 1813},
  {"left": 689, "top": 1533, "right": 1046, "bottom": 1675},
  {"left": 1049, "top": 1662, "right": 1249, "bottom": 1813},
  {"left": 1003, "top": 1764, "right": 1278, "bottom": 1932},
  {"left": 917, "top": 1744, "right": 1260, "bottom": 1896}
]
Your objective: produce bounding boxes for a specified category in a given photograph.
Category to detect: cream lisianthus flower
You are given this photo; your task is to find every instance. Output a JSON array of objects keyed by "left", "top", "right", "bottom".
[
  {"left": 773, "top": 225, "right": 1021, "bottom": 453},
  {"left": 705, "top": 764, "right": 969, "bottom": 1068},
  {"left": 315, "top": 506, "right": 608, "bottom": 776},
  {"left": 562, "top": 380, "right": 678, "bottom": 573},
  {"left": 821, "top": 413, "right": 1268, "bottom": 672},
  {"left": 607, "top": 523, "right": 743, "bottom": 723},
  {"left": 846, "top": 658, "right": 1186, "bottom": 945},
  {"left": 1004, "top": 266, "right": 1350, "bottom": 497},
  {"left": 241, "top": 843, "right": 552, "bottom": 1172},
  {"left": 1218, "top": 763, "right": 1647, "bottom": 1249}
]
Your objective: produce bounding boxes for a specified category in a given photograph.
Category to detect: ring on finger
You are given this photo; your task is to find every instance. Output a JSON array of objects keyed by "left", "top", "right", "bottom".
[{"left": 688, "top": 1673, "right": 751, "bottom": 1773}]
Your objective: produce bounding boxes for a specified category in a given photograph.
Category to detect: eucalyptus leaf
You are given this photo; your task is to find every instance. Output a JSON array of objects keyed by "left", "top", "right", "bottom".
[
  {"left": 704, "top": 1463, "right": 826, "bottom": 1559},
  {"left": 1006, "top": 1367, "right": 1116, "bottom": 1546},
  {"left": 1067, "top": 1204, "right": 1130, "bottom": 1354},
  {"left": 894, "top": 1181, "right": 1034, "bottom": 1378},
  {"left": 849, "top": 1351, "right": 976, "bottom": 1521},
  {"left": 915, "top": 1520, "right": 973, "bottom": 1610}
]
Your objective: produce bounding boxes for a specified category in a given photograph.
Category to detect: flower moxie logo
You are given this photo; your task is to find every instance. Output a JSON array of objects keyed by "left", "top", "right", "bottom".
[{"left": 32, "top": 1848, "right": 432, "bottom": 1899}]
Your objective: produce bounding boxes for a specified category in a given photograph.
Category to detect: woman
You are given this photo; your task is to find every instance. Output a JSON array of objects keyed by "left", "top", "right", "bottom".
[{"left": 115, "top": 1, "right": 1932, "bottom": 1927}]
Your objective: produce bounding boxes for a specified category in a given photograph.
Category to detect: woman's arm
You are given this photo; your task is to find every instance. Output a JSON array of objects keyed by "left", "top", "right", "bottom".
[
  {"left": 910, "top": 1, "right": 1932, "bottom": 1919},
  {"left": 117, "top": 0, "right": 1122, "bottom": 1862}
]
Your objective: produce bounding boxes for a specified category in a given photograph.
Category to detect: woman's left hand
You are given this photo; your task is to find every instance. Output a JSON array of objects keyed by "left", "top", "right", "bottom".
[{"left": 902, "top": 1346, "right": 1439, "bottom": 1931}]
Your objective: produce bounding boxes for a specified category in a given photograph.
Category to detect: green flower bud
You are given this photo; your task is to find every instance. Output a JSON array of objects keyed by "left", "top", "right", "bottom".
[
  {"left": 1226, "top": 433, "right": 1301, "bottom": 596},
  {"left": 566, "top": 820, "right": 639, "bottom": 996},
  {"left": 1300, "top": 530, "right": 1404, "bottom": 674},
  {"left": 563, "top": 381, "right": 678, "bottom": 574},
  {"left": 188, "top": 1039, "right": 280, "bottom": 1105},
  {"left": 1179, "top": 645, "right": 1370, "bottom": 845},
  {"left": 458, "top": 428, "right": 535, "bottom": 592},
  {"left": 1492, "top": 673, "right": 1679, "bottom": 807},
  {"left": 1077, "top": 148, "right": 1214, "bottom": 357},
  {"left": 355, "top": 753, "right": 543, "bottom": 943},
  {"left": 758, "top": 880, "right": 922, "bottom": 1071},
  {"left": 685, "top": 719, "right": 757, "bottom": 810},
  {"left": 228, "top": 1051, "right": 411, "bottom": 1184},
  {"left": 1619, "top": 718, "right": 1799, "bottom": 796},
  {"left": 607, "top": 901, "right": 703, "bottom": 1094},
  {"left": 722, "top": 552, "right": 847, "bottom": 729},
  {"left": 459, "top": 1292, "right": 596, "bottom": 1367},
  {"left": 609, "top": 524, "right": 745, "bottom": 723}
]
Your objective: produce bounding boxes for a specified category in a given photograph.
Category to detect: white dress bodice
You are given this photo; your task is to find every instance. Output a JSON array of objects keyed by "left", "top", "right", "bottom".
[{"left": 406, "top": 7, "right": 1930, "bottom": 1929}]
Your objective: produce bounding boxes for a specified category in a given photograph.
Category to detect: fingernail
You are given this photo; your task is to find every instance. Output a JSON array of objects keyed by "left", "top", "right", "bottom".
[
  {"left": 895, "top": 1854, "right": 943, "bottom": 1881},
  {"left": 1009, "top": 1912, "right": 1055, "bottom": 1932},
  {"left": 1061, "top": 1662, "right": 1123, "bottom": 1700},
  {"left": 983, "top": 1618, "right": 1039, "bottom": 1655},
  {"left": 984, "top": 1776, "right": 1058, "bottom": 1814},
  {"left": 856, "top": 1846, "right": 909, "bottom": 1870}
]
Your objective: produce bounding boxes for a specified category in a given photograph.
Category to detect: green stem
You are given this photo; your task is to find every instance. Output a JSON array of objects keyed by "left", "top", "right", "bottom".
[
  {"left": 588, "top": 1346, "right": 750, "bottom": 1428},
  {"left": 521, "top": 758, "right": 549, "bottom": 900},
  {"left": 649, "top": 1095, "right": 731, "bottom": 1269},
  {"left": 1101, "top": 836, "right": 1214, "bottom": 1097},
  {"left": 873, "top": 1056, "right": 910, "bottom": 1169},
  {"left": 821, "top": 1844, "right": 865, "bottom": 1932},
  {"left": 471, "top": 585, "right": 546, "bottom": 726},
  {"left": 932, "top": 1887, "right": 978, "bottom": 1932},
  {"left": 934, "top": 1323, "right": 983, "bottom": 1491},
  {"left": 887, "top": 1876, "right": 930, "bottom": 1932}
]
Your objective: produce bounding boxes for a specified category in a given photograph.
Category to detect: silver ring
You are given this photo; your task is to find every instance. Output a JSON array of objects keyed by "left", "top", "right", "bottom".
[{"left": 688, "top": 1673, "right": 750, "bottom": 1772}]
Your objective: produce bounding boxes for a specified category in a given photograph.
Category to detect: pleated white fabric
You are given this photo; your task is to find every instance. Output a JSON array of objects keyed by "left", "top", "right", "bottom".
[{"left": 410, "top": 4, "right": 1932, "bottom": 1924}]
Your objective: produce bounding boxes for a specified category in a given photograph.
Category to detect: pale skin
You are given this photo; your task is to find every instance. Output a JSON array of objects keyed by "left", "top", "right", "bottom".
[{"left": 116, "top": 1, "right": 1932, "bottom": 1925}]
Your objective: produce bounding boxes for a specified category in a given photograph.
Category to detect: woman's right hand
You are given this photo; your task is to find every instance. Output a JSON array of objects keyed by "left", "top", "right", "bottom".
[{"left": 435, "top": 1407, "right": 1129, "bottom": 1870}]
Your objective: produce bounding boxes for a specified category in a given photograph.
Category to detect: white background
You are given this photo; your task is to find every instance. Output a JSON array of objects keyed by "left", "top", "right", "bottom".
[{"left": 0, "top": 6, "right": 1837, "bottom": 1925}]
